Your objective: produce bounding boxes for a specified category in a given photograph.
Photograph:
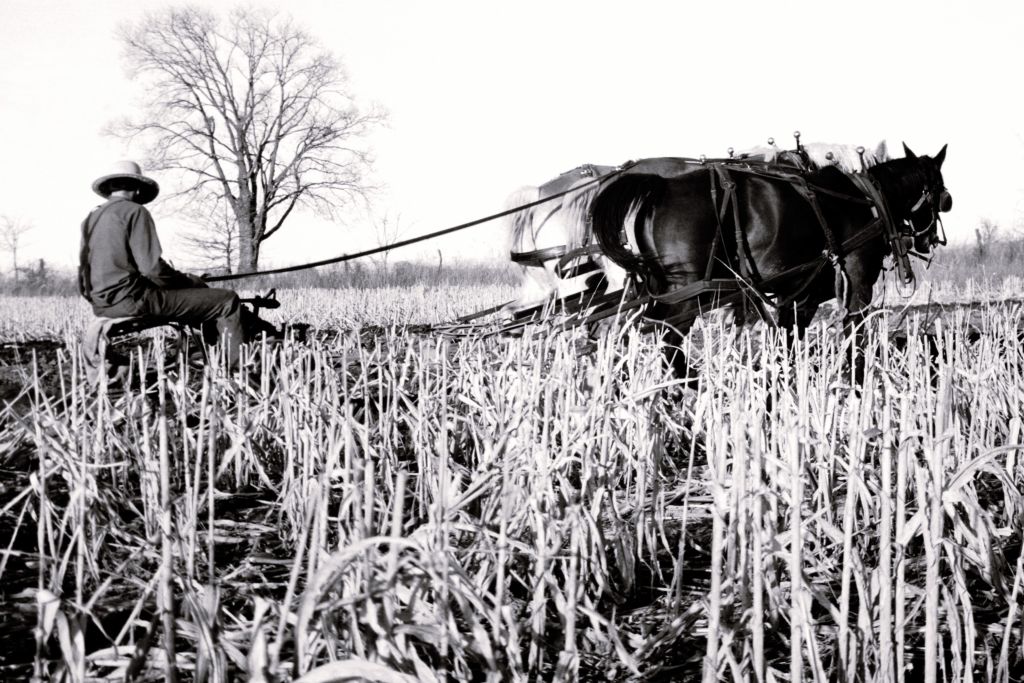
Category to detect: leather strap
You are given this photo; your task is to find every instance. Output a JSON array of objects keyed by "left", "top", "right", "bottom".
[
  {"left": 848, "top": 173, "right": 914, "bottom": 284},
  {"left": 510, "top": 244, "right": 567, "bottom": 268}
]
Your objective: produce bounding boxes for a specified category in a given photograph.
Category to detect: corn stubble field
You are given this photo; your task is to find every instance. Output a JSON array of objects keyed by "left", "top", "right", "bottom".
[{"left": 1, "top": 276, "right": 1024, "bottom": 682}]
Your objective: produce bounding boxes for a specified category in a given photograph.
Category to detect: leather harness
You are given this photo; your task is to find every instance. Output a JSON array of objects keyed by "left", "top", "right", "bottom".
[
  {"left": 699, "top": 161, "right": 911, "bottom": 316},
  {"left": 505, "top": 158, "right": 930, "bottom": 328}
]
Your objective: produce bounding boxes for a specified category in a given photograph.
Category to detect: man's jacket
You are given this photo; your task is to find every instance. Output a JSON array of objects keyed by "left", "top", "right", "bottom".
[{"left": 79, "top": 197, "right": 192, "bottom": 310}]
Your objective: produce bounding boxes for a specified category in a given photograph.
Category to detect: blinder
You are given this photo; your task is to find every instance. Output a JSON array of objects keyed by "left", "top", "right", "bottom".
[
  {"left": 908, "top": 181, "right": 952, "bottom": 252},
  {"left": 909, "top": 192, "right": 937, "bottom": 253}
]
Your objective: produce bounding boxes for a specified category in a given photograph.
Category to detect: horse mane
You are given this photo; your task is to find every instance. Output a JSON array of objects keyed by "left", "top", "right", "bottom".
[
  {"left": 867, "top": 155, "right": 931, "bottom": 206},
  {"left": 737, "top": 140, "right": 890, "bottom": 173},
  {"left": 504, "top": 173, "right": 611, "bottom": 254},
  {"left": 503, "top": 185, "right": 541, "bottom": 253},
  {"left": 561, "top": 176, "right": 608, "bottom": 247}
]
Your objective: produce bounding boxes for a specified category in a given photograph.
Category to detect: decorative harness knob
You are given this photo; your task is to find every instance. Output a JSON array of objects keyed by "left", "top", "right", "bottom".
[
  {"left": 793, "top": 130, "right": 802, "bottom": 151},
  {"left": 727, "top": 147, "right": 734, "bottom": 158}
]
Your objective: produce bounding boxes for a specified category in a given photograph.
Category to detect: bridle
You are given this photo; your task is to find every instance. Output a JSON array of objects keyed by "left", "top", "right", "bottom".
[
  {"left": 850, "top": 157, "right": 950, "bottom": 287},
  {"left": 906, "top": 179, "right": 951, "bottom": 249}
]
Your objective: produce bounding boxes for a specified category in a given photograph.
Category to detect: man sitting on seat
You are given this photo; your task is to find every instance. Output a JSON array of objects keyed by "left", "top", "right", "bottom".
[{"left": 79, "top": 161, "right": 244, "bottom": 368}]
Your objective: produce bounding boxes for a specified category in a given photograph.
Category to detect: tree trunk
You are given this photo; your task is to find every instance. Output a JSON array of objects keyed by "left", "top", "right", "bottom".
[
  {"left": 233, "top": 192, "right": 260, "bottom": 273},
  {"left": 238, "top": 229, "right": 258, "bottom": 273}
]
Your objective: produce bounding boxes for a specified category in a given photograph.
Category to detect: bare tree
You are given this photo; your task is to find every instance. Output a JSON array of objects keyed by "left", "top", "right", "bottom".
[
  {"left": 113, "top": 6, "right": 385, "bottom": 272},
  {"left": 0, "top": 216, "right": 31, "bottom": 283},
  {"left": 370, "top": 211, "right": 408, "bottom": 281},
  {"left": 179, "top": 193, "right": 239, "bottom": 274},
  {"left": 975, "top": 218, "right": 999, "bottom": 259}
]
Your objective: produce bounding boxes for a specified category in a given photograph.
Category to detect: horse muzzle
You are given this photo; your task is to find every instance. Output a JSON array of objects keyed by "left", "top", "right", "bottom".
[{"left": 914, "top": 233, "right": 936, "bottom": 253}]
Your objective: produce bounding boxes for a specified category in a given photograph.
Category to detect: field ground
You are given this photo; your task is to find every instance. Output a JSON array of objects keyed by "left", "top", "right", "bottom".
[{"left": 1, "top": 273, "right": 1024, "bottom": 681}]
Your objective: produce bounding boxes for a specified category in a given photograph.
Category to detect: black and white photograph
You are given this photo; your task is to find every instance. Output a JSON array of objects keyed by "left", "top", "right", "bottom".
[{"left": 1, "top": 1, "right": 1022, "bottom": 680}]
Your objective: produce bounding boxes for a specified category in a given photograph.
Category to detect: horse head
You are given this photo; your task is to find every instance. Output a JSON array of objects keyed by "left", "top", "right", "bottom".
[{"left": 901, "top": 143, "right": 951, "bottom": 253}]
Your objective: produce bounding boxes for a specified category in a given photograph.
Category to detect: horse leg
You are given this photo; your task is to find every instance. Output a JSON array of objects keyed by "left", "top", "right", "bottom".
[
  {"left": 840, "top": 256, "right": 883, "bottom": 384},
  {"left": 842, "top": 290, "right": 874, "bottom": 385},
  {"left": 732, "top": 299, "right": 751, "bottom": 327},
  {"left": 775, "top": 300, "right": 824, "bottom": 387},
  {"left": 733, "top": 293, "right": 775, "bottom": 328},
  {"left": 661, "top": 322, "right": 698, "bottom": 384},
  {"left": 649, "top": 295, "right": 703, "bottom": 385},
  {"left": 777, "top": 301, "right": 819, "bottom": 341}
]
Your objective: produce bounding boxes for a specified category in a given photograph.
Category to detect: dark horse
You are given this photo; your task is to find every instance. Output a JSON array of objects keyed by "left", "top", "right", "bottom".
[{"left": 586, "top": 144, "right": 951, "bottom": 377}]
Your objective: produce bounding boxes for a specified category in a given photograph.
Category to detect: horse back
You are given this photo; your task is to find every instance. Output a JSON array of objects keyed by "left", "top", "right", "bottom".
[
  {"left": 599, "top": 163, "right": 877, "bottom": 291},
  {"left": 538, "top": 164, "right": 616, "bottom": 195}
]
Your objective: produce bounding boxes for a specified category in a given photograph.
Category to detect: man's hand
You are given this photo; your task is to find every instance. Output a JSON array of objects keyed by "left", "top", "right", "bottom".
[{"left": 186, "top": 273, "right": 209, "bottom": 288}]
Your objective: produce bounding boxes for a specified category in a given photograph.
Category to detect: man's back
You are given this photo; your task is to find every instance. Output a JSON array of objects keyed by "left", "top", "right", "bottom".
[{"left": 80, "top": 197, "right": 188, "bottom": 311}]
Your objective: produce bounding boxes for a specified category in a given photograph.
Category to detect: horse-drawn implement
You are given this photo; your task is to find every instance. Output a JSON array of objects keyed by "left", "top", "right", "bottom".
[
  {"left": 470, "top": 135, "right": 951, "bottom": 376},
  {"left": 85, "top": 134, "right": 951, "bottom": 379}
]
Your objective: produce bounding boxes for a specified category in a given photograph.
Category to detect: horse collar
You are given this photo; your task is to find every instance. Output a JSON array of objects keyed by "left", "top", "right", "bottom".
[{"left": 849, "top": 173, "right": 915, "bottom": 284}]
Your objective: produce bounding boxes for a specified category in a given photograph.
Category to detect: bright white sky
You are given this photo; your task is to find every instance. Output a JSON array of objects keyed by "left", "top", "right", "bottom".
[{"left": 1, "top": 0, "right": 1022, "bottom": 273}]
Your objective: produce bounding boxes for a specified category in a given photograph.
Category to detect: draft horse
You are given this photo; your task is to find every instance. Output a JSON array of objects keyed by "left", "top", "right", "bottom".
[
  {"left": 502, "top": 164, "right": 628, "bottom": 314},
  {"left": 502, "top": 141, "right": 888, "bottom": 318},
  {"left": 587, "top": 144, "right": 951, "bottom": 377}
]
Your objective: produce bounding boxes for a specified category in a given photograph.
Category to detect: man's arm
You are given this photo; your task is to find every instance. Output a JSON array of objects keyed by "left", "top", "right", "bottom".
[{"left": 128, "top": 206, "right": 203, "bottom": 288}]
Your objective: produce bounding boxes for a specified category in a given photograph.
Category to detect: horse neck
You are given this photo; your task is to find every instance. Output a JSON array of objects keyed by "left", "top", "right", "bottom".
[{"left": 867, "top": 159, "right": 927, "bottom": 219}]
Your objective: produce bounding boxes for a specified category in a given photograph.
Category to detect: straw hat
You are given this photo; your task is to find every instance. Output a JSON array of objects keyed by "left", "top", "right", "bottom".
[{"left": 92, "top": 160, "right": 160, "bottom": 204}]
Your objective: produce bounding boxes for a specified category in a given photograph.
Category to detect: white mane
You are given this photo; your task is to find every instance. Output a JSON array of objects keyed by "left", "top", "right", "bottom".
[
  {"left": 737, "top": 140, "right": 889, "bottom": 173},
  {"left": 503, "top": 185, "right": 541, "bottom": 256},
  {"left": 501, "top": 174, "right": 627, "bottom": 315}
]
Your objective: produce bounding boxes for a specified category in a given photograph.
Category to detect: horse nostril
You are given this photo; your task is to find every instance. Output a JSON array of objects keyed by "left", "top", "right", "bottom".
[{"left": 939, "top": 191, "right": 952, "bottom": 212}]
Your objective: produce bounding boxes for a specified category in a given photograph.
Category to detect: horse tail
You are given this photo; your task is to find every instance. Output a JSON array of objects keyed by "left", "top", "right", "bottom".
[
  {"left": 590, "top": 174, "right": 666, "bottom": 275},
  {"left": 503, "top": 185, "right": 542, "bottom": 254}
]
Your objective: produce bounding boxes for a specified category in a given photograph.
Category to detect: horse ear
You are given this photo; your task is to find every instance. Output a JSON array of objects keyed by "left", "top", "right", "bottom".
[
  {"left": 902, "top": 143, "right": 917, "bottom": 159},
  {"left": 875, "top": 140, "right": 889, "bottom": 162},
  {"left": 934, "top": 144, "right": 947, "bottom": 168}
]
